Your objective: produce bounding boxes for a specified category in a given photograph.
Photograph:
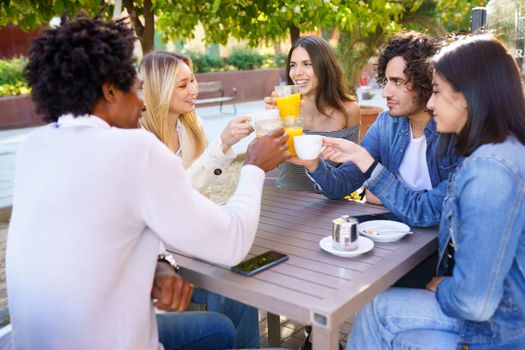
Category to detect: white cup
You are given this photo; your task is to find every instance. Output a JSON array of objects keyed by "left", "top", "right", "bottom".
[
  {"left": 294, "top": 135, "right": 323, "bottom": 160},
  {"left": 251, "top": 109, "right": 281, "bottom": 137}
]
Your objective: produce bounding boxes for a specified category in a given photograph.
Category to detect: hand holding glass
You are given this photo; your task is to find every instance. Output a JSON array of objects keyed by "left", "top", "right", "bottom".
[{"left": 251, "top": 109, "right": 282, "bottom": 138}]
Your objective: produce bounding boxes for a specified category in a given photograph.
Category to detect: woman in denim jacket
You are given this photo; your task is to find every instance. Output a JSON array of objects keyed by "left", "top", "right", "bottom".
[{"left": 344, "top": 36, "right": 525, "bottom": 349}]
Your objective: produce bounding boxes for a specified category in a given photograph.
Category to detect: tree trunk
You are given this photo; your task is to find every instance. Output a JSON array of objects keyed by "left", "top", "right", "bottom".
[
  {"left": 141, "top": 0, "right": 154, "bottom": 54},
  {"left": 289, "top": 24, "right": 300, "bottom": 45},
  {"left": 123, "top": 0, "right": 155, "bottom": 55}
]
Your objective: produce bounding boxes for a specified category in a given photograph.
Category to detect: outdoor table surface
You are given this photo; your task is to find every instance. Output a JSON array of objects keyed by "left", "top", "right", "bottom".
[{"left": 171, "top": 188, "right": 438, "bottom": 349}]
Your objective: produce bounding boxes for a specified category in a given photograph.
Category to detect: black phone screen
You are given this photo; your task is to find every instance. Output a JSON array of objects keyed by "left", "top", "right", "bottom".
[{"left": 232, "top": 251, "right": 288, "bottom": 275}]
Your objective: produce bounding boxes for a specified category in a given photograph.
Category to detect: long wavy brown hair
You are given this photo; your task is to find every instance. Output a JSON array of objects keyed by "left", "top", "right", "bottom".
[{"left": 286, "top": 36, "right": 355, "bottom": 123}]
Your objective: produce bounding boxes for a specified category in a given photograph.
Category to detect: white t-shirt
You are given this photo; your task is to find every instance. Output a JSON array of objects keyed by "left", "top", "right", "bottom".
[
  {"left": 397, "top": 125, "right": 433, "bottom": 191},
  {"left": 6, "top": 114, "right": 264, "bottom": 350}
]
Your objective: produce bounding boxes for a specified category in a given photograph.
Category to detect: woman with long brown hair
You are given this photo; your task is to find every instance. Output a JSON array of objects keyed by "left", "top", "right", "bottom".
[{"left": 268, "top": 35, "right": 361, "bottom": 192}]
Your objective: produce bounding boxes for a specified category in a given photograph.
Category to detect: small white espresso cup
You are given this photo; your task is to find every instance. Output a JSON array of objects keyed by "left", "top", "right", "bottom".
[{"left": 294, "top": 135, "right": 323, "bottom": 160}]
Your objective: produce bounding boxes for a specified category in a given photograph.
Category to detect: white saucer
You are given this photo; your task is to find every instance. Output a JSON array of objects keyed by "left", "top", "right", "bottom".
[
  {"left": 358, "top": 220, "right": 410, "bottom": 243},
  {"left": 319, "top": 236, "right": 374, "bottom": 257}
]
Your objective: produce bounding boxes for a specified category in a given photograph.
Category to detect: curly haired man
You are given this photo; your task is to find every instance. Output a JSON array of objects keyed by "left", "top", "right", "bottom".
[
  {"left": 6, "top": 12, "right": 289, "bottom": 349},
  {"left": 300, "top": 31, "right": 461, "bottom": 228}
]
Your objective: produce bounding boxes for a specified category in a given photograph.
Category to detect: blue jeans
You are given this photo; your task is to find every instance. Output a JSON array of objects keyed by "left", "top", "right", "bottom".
[
  {"left": 347, "top": 288, "right": 461, "bottom": 350},
  {"left": 156, "top": 311, "right": 235, "bottom": 350},
  {"left": 192, "top": 288, "right": 260, "bottom": 348}
]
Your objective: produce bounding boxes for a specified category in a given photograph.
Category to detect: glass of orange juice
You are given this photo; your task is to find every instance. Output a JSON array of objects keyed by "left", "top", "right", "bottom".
[
  {"left": 274, "top": 85, "right": 300, "bottom": 118},
  {"left": 282, "top": 116, "right": 304, "bottom": 155}
]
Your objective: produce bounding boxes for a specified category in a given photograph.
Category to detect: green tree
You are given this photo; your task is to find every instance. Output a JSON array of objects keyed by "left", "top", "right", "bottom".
[
  {"left": 1, "top": 0, "right": 482, "bottom": 81},
  {"left": 157, "top": 0, "right": 480, "bottom": 87},
  {"left": 337, "top": 0, "right": 482, "bottom": 89},
  {"left": 0, "top": 0, "right": 158, "bottom": 54}
]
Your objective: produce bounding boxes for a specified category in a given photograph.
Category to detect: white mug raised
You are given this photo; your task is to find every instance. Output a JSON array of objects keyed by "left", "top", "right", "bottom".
[{"left": 293, "top": 134, "right": 323, "bottom": 160}]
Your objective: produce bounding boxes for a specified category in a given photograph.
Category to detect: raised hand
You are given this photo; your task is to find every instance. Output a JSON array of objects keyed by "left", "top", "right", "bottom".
[
  {"left": 244, "top": 128, "right": 291, "bottom": 172},
  {"left": 321, "top": 137, "right": 375, "bottom": 173},
  {"left": 220, "top": 115, "right": 254, "bottom": 151},
  {"left": 321, "top": 137, "right": 360, "bottom": 163},
  {"left": 263, "top": 91, "right": 278, "bottom": 109}
]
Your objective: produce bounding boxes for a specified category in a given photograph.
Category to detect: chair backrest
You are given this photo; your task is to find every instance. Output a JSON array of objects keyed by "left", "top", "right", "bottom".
[{"left": 197, "top": 81, "right": 222, "bottom": 93}]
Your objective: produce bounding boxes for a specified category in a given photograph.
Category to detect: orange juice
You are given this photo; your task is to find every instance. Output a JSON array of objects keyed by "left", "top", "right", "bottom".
[
  {"left": 276, "top": 93, "right": 301, "bottom": 118},
  {"left": 285, "top": 126, "right": 303, "bottom": 155}
]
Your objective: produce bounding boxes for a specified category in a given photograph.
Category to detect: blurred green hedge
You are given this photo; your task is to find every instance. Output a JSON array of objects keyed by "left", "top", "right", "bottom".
[
  {"left": 0, "top": 58, "right": 30, "bottom": 97},
  {"left": 0, "top": 50, "right": 286, "bottom": 97},
  {"left": 186, "top": 48, "right": 287, "bottom": 73}
]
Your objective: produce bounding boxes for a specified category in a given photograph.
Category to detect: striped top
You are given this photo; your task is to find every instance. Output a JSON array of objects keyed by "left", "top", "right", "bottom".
[{"left": 276, "top": 124, "right": 360, "bottom": 192}]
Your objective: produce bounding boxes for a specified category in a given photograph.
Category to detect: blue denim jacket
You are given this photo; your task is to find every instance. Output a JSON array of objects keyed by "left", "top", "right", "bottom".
[
  {"left": 310, "top": 111, "right": 460, "bottom": 227},
  {"left": 435, "top": 135, "right": 525, "bottom": 349}
]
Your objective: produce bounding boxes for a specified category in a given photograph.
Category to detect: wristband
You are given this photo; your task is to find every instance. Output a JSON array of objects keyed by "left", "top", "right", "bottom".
[
  {"left": 157, "top": 254, "right": 180, "bottom": 273},
  {"left": 363, "top": 160, "right": 379, "bottom": 179}
]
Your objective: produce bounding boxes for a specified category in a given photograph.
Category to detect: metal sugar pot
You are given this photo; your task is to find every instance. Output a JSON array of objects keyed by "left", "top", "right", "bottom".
[{"left": 332, "top": 215, "right": 359, "bottom": 251}]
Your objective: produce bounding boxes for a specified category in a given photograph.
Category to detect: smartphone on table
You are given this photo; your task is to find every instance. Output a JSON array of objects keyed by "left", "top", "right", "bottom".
[{"left": 231, "top": 250, "right": 289, "bottom": 276}]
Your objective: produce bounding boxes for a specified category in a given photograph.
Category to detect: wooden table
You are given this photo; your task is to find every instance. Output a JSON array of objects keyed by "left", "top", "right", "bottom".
[{"left": 172, "top": 188, "right": 438, "bottom": 349}]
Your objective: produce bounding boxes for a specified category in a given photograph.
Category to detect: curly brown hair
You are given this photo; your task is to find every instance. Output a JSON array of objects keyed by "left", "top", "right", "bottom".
[
  {"left": 376, "top": 31, "right": 440, "bottom": 108},
  {"left": 24, "top": 12, "right": 137, "bottom": 122}
]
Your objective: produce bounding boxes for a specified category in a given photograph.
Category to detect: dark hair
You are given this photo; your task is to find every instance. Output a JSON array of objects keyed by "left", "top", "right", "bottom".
[
  {"left": 434, "top": 36, "right": 525, "bottom": 155},
  {"left": 24, "top": 12, "right": 137, "bottom": 122},
  {"left": 376, "top": 31, "right": 440, "bottom": 108},
  {"left": 286, "top": 36, "right": 355, "bottom": 122}
]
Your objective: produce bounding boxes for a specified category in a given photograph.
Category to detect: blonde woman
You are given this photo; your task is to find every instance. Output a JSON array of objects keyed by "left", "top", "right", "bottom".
[
  {"left": 139, "top": 51, "right": 259, "bottom": 348},
  {"left": 140, "top": 51, "right": 253, "bottom": 193}
]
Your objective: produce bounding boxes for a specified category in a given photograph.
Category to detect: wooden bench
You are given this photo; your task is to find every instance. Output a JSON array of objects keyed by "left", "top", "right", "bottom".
[{"left": 196, "top": 81, "right": 237, "bottom": 114}]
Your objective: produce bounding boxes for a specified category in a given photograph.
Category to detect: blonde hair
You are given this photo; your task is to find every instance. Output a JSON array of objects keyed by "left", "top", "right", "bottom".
[{"left": 138, "top": 51, "right": 206, "bottom": 163}]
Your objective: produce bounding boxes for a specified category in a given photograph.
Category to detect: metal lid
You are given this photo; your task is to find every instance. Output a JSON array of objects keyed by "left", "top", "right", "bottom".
[{"left": 332, "top": 215, "right": 358, "bottom": 225}]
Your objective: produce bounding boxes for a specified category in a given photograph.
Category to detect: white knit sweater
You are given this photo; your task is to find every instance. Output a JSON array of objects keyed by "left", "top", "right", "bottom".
[{"left": 6, "top": 114, "right": 264, "bottom": 349}]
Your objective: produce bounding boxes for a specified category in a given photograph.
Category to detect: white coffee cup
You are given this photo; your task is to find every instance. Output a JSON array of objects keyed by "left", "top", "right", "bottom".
[{"left": 294, "top": 135, "right": 323, "bottom": 160}]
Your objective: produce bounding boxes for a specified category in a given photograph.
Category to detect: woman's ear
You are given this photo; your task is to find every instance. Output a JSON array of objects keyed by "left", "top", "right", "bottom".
[{"left": 101, "top": 82, "right": 117, "bottom": 102}]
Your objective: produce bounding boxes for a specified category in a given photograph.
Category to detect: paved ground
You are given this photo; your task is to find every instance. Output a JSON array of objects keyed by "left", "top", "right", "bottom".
[{"left": 0, "top": 91, "right": 385, "bottom": 348}]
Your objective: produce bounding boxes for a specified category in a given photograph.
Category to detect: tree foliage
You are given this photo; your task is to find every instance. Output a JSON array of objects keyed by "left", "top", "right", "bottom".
[
  {"left": 1, "top": 0, "right": 482, "bottom": 83},
  {"left": 0, "top": 1, "right": 107, "bottom": 30},
  {"left": 157, "top": 0, "right": 480, "bottom": 86}
]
